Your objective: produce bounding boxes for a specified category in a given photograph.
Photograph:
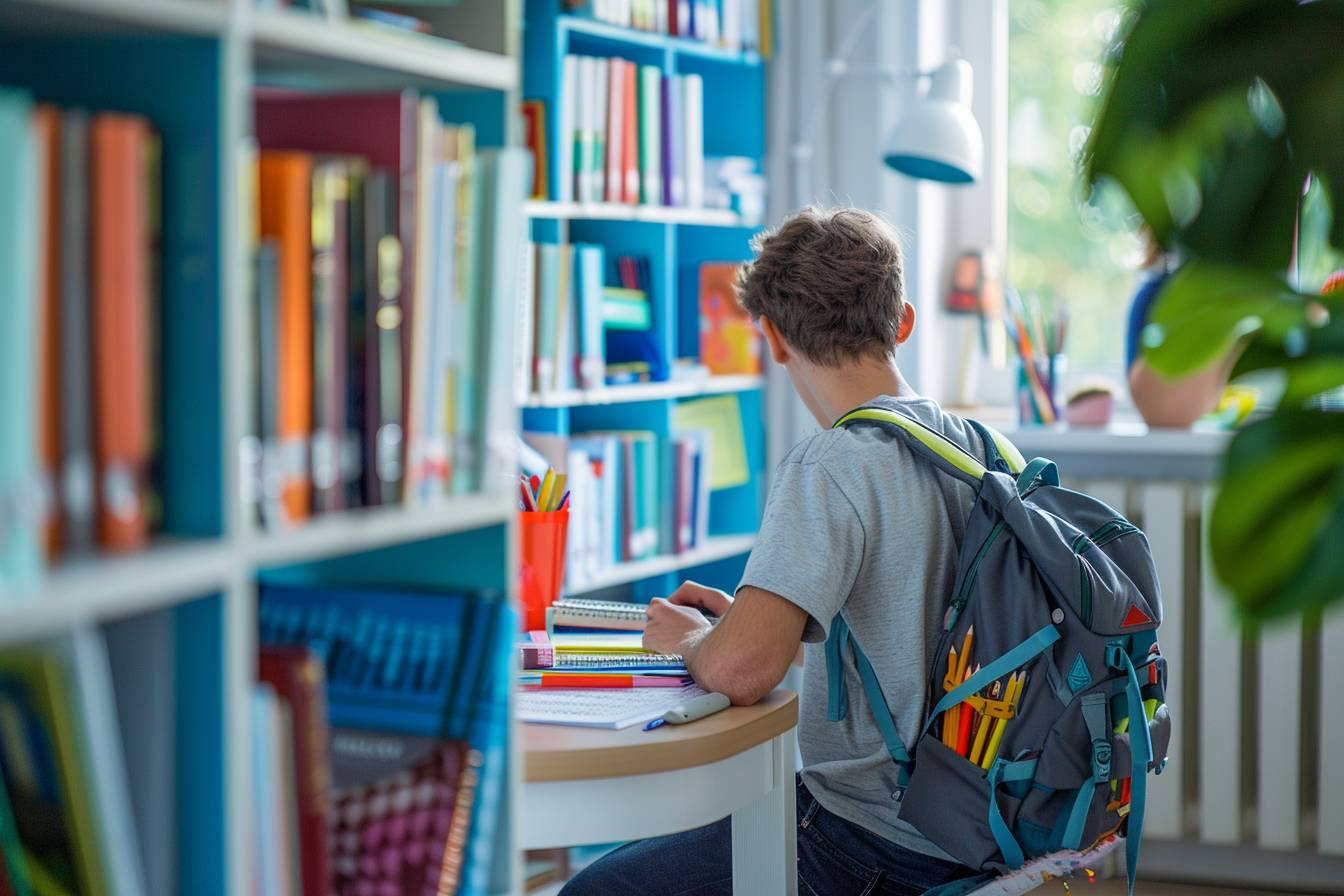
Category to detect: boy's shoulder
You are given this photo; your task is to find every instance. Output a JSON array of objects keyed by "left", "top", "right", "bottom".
[{"left": 783, "top": 399, "right": 985, "bottom": 471}]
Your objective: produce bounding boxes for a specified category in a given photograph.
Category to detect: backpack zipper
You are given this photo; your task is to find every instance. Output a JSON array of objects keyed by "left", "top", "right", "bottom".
[
  {"left": 946, "top": 521, "right": 1006, "bottom": 630},
  {"left": 1071, "top": 520, "right": 1136, "bottom": 626}
]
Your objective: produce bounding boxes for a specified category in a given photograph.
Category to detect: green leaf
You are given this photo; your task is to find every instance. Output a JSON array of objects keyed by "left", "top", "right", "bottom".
[
  {"left": 1086, "top": 0, "right": 1344, "bottom": 267},
  {"left": 1210, "top": 412, "right": 1344, "bottom": 620},
  {"left": 1140, "top": 261, "right": 1308, "bottom": 377}
]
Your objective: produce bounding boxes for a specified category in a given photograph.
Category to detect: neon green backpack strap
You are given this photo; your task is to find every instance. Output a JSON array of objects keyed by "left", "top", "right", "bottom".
[
  {"left": 967, "top": 419, "right": 1026, "bottom": 474},
  {"left": 834, "top": 406, "right": 988, "bottom": 485}
]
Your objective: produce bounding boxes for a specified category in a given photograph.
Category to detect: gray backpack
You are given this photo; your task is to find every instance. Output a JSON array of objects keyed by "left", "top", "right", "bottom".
[{"left": 827, "top": 404, "right": 1171, "bottom": 896}]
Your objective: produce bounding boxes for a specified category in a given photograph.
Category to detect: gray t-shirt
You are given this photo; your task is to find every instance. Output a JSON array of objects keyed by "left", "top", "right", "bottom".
[{"left": 738, "top": 396, "right": 986, "bottom": 863}]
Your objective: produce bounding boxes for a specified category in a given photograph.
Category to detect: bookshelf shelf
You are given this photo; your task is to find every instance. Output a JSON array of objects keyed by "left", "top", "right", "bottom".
[
  {"left": 250, "top": 8, "right": 518, "bottom": 91},
  {"left": 1, "top": 0, "right": 227, "bottom": 37},
  {"left": 523, "top": 199, "right": 752, "bottom": 228},
  {"left": 0, "top": 541, "right": 234, "bottom": 645},
  {"left": 244, "top": 493, "right": 515, "bottom": 567},
  {"left": 565, "top": 534, "right": 756, "bottom": 597},
  {"left": 557, "top": 14, "right": 762, "bottom": 66},
  {"left": 524, "top": 374, "right": 764, "bottom": 408}
]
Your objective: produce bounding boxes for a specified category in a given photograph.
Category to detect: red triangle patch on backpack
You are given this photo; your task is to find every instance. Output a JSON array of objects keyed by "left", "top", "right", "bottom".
[{"left": 1122, "top": 605, "right": 1153, "bottom": 628}]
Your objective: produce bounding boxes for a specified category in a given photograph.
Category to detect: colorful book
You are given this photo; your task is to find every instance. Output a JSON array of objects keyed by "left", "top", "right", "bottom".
[
  {"left": 621, "top": 60, "right": 640, "bottom": 203},
  {"left": 521, "top": 99, "right": 548, "bottom": 200},
  {"left": 258, "top": 646, "right": 332, "bottom": 896},
  {"left": 605, "top": 57, "right": 625, "bottom": 203},
  {"left": 683, "top": 73, "right": 705, "bottom": 208},
  {"left": 699, "top": 261, "right": 761, "bottom": 374},
  {"left": 558, "top": 54, "right": 578, "bottom": 203},
  {"left": 258, "top": 150, "right": 314, "bottom": 524}
]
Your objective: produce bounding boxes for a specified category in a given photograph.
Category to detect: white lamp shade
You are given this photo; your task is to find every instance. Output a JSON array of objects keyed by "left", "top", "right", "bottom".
[{"left": 882, "top": 57, "right": 984, "bottom": 184}]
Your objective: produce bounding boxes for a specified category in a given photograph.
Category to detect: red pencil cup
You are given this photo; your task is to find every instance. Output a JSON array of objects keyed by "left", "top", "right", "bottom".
[{"left": 519, "top": 509, "right": 569, "bottom": 632}]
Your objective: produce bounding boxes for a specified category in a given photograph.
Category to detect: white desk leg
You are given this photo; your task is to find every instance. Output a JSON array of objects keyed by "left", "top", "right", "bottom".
[{"left": 731, "top": 727, "right": 798, "bottom": 896}]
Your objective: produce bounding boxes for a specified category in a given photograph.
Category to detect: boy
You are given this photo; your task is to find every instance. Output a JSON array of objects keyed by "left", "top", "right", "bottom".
[{"left": 561, "top": 207, "right": 991, "bottom": 895}]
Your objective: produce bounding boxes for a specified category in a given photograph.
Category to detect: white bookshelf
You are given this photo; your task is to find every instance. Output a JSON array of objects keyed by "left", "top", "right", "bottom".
[
  {"left": 523, "top": 199, "right": 754, "bottom": 228},
  {"left": 0, "top": 0, "right": 228, "bottom": 37},
  {"left": 564, "top": 534, "right": 757, "bottom": 597},
  {"left": 524, "top": 373, "right": 764, "bottom": 408},
  {"left": 250, "top": 7, "right": 517, "bottom": 91}
]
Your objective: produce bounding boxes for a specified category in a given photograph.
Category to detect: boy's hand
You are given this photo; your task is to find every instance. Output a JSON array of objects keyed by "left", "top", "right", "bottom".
[
  {"left": 643, "top": 598, "right": 713, "bottom": 655},
  {"left": 666, "top": 580, "right": 733, "bottom": 617}
]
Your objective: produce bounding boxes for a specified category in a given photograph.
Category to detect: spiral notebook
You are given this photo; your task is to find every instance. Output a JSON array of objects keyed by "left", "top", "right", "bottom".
[
  {"left": 549, "top": 598, "right": 648, "bottom": 632},
  {"left": 518, "top": 683, "right": 708, "bottom": 729}
]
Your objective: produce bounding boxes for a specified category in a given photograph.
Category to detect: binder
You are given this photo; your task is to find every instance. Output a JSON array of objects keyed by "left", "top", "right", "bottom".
[
  {"left": 90, "top": 114, "right": 153, "bottom": 551},
  {"left": 258, "top": 151, "right": 314, "bottom": 523}
]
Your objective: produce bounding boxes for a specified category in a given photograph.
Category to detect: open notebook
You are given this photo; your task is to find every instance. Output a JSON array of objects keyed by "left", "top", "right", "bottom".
[{"left": 518, "top": 683, "right": 707, "bottom": 729}]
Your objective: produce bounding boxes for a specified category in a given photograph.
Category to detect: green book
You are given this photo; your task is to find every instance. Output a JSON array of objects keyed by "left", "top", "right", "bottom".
[
  {"left": 601, "top": 287, "right": 651, "bottom": 331},
  {"left": 638, "top": 65, "right": 662, "bottom": 206},
  {"left": 0, "top": 88, "right": 39, "bottom": 592}
]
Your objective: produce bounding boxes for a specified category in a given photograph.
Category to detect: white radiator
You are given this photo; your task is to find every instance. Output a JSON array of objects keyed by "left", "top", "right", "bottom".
[{"left": 1005, "top": 427, "right": 1344, "bottom": 893}]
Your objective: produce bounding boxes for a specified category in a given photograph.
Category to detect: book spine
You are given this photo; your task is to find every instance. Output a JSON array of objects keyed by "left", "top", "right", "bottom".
[
  {"left": 683, "top": 74, "right": 705, "bottom": 208},
  {"left": 639, "top": 65, "right": 663, "bottom": 205},
  {"left": 622, "top": 61, "right": 640, "bottom": 204},
  {"left": 558, "top": 55, "right": 578, "bottom": 203},
  {"left": 605, "top": 56, "right": 624, "bottom": 203},
  {"left": 258, "top": 648, "right": 333, "bottom": 896},
  {"left": 363, "top": 170, "right": 404, "bottom": 507},
  {"left": 514, "top": 242, "right": 537, "bottom": 404},
  {"left": 310, "top": 161, "right": 344, "bottom": 513},
  {"left": 90, "top": 114, "right": 152, "bottom": 550},
  {"left": 34, "top": 107, "right": 60, "bottom": 560},
  {"left": 58, "top": 109, "right": 95, "bottom": 556}
]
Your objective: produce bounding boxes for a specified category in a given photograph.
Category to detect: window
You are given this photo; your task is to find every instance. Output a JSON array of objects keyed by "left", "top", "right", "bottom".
[{"left": 1007, "top": 0, "right": 1140, "bottom": 376}]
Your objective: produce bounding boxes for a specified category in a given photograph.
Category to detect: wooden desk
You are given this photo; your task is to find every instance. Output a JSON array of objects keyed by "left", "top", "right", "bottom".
[{"left": 521, "top": 690, "right": 800, "bottom": 896}]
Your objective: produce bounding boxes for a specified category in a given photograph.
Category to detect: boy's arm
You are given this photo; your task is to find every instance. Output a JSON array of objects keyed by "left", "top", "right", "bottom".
[{"left": 644, "top": 586, "right": 806, "bottom": 705}]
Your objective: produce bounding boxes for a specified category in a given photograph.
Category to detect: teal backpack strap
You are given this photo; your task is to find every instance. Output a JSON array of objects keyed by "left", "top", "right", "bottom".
[
  {"left": 825, "top": 615, "right": 850, "bottom": 722},
  {"left": 986, "top": 756, "right": 1038, "bottom": 869},
  {"left": 1016, "top": 457, "right": 1060, "bottom": 496},
  {"left": 849, "top": 633, "right": 912, "bottom": 784},
  {"left": 1108, "top": 645, "right": 1152, "bottom": 896},
  {"left": 1060, "top": 693, "right": 1112, "bottom": 851},
  {"left": 922, "top": 625, "right": 1062, "bottom": 740},
  {"left": 826, "top": 615, "right": 912, "bottom": 786}
]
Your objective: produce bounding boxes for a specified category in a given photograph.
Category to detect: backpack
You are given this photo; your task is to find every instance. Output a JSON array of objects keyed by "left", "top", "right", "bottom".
[{"left": 826, "top": 403, "right": 1171, "bottom": 896}]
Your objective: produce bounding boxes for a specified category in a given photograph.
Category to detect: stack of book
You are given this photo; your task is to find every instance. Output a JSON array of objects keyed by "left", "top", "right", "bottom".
[
  {"left": 514, "top": 243, "right": 662, "bottom": 399},
  {"left": 554, "top": 54, "right": 704, "bottom": 208},
  {"left": 255, "top": 582, "right": 515, "bottom": 896},
  {"left": 519, "top": 599, "right": 692, "bottom": 689},
  {"left": 249, "top": 94, "right": 528, "bottom": 529},
  {"left": 1, "top": 90, "right": 166, "bottom": 585},
  {"left": 523, "top": 428, "right": 713, "bottom": 591},
  {"left": 573, "top": 0, "right": 772, "bottom": 54}
]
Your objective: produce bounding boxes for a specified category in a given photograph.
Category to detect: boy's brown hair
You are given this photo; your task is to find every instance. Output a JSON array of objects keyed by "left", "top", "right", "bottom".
[{"left": 735, "top": 206, "right": 907, "bottom": 367}]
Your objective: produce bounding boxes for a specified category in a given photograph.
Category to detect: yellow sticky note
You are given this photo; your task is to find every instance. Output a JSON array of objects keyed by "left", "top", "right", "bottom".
[{"left": 674, "top": 394, "right": 750, "bottom": 491}]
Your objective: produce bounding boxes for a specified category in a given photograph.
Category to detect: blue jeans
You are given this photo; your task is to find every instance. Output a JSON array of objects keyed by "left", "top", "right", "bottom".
[{"left": 559, "top": 777, "right": 971, "bottom": 896}]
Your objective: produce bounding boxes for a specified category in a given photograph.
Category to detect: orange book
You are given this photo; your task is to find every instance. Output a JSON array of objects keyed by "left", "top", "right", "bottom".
[
  {"left": 258, "top": 151, "right": 314, "bottom": 523},
  {"left": 622, "top": 60, "right": 639, "bottom": 204},
  {"left": 698, "top": 262, "right": 762, "bottom": 375},
  {"left": 90, "top": 114, "right": 153, "bottom": 552},
  {"left": 34, "top": 106, "right": 61, "bottom": 557}
]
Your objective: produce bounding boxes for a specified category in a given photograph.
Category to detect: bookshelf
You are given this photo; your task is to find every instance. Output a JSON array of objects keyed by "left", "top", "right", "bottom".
[
  {"left": 1, "top": 0, "right": 771, "bottom": 893},
  {"left": 0, "top": 1, "right": 524, "bottom": 894},
  {"left": 519, "top": 0, "right": 769, "bottom": 605}
]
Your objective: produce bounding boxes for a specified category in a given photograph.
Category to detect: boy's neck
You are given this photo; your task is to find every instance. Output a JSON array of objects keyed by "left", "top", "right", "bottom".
[{"left": 798, "top": 355, "right": 920, "bottom": 427}]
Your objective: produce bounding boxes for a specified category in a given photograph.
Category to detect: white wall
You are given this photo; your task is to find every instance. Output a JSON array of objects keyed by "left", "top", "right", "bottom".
[{"left": 764, "top": 0, "right": 1007, "bottom": 467}]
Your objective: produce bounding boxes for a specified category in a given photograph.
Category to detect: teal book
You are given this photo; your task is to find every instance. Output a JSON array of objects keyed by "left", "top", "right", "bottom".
[
  {"left": 0, "top": 89, "right": 40, "bottom": 594},
  {"left": 535, "top": 244, "right": 561, "bottom": 394},
  {"left": 575, "top": 244, "right": 606, "bottom": 389},
  {"left": 639, "top": 65, "right": 663, "bottom": 205}
]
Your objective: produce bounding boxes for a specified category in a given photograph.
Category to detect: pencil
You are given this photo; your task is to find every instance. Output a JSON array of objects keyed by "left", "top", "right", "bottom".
[
  {"left": 969, "top": 680, "right": 1001, "bottom": 765},
  {"left": 536, "top": 468, "right": 556, "bottom": 513},
  {"left": 955, "top": 666, "right": 977, "bottom": 757},
  {"left": 550, "top": 473, "right": 568, "bottom": 511},
  {"left": 980, "top": 672, "right": 1022, "bottom": 770},
  {"left": 943, "top": 646, "right": 959, "bottom": 748}
]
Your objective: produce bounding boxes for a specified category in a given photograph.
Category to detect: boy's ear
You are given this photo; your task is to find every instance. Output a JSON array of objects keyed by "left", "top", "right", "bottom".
[
  {"left": 758, "top": 315, "right": 790, "bottom": 364},
  {"left": 896, "top": 302, "right": 916, "bottom": 345}
]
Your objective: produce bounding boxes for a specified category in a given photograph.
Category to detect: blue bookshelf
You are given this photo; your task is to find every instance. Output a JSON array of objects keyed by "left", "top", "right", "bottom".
[{"left": 520, "top": 0, "right": 768, "bottom": 602}]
